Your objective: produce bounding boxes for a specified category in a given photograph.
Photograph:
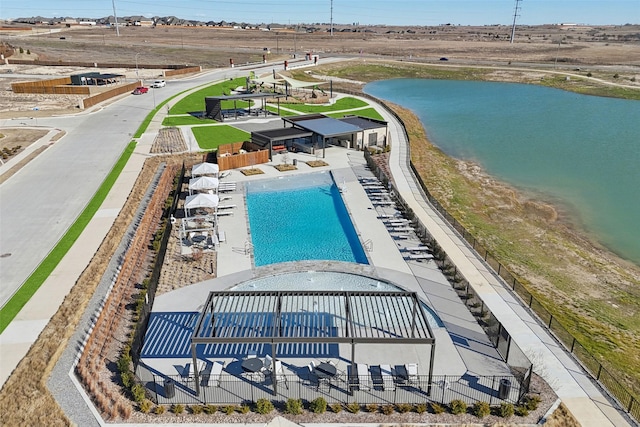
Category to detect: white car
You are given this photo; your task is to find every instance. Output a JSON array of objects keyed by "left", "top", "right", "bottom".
[{"left": 151, "top": 79, "right": 166, "bottom": 88}]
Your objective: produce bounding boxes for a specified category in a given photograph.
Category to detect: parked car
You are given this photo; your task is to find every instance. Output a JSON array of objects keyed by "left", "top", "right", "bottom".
[
  {"left": 151, "top": 79, "right": 166, "bottom": 88},
  {"left": 439, "top": 57, "right": 449, "bottom": 61},
  {"left": 132, "top": 86, "right": 148, "bottom": 95}
]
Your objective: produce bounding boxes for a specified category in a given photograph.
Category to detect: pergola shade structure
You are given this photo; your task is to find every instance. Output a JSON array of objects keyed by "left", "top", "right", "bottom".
[{"left": 190, "top": 290, "right": 436, "bottom": 395}]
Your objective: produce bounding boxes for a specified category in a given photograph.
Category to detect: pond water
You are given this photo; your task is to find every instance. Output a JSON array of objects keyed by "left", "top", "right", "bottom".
[{"left": 365, "top": 79, "right": 640, "bottom": 265}]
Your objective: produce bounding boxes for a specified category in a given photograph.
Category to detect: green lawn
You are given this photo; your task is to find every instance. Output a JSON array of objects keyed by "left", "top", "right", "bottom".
[
  {"left": 0, "top": 141, "right": 137, "bottom": 333},
  {"left": 326, "top": 107, "right": 384, "bottom": 121},
  {"left": 169, "top": 77, "right": 249, "bottom": 115},
  {"left": 162, "top": 115, "right": 218, "bottom": 126},
  {"left": 192, "top": 125, "right": 250, "bottom": 150},
  {"left": 264, "top": 106, "right": 298, "bottom": 116},
  {"left": 278, "top": 97, "right": 368, "bottom": 113}
]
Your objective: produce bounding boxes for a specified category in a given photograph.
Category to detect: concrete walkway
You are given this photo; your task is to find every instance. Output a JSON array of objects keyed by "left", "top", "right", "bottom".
[{"left": 371, "top": 98, "right": 632, "bottom": 427}]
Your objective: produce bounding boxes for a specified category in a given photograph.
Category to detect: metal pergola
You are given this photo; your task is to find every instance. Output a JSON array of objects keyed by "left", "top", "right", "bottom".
[{"left": 190, "top": 290, "right": 437, "bottom": 396}]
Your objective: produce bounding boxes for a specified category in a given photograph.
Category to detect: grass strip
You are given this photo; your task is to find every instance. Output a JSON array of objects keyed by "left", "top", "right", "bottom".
[
  {"left": 278, "top": 97, "right": 368, "bottom": 113},
  {"left": 192, "top": 125, "right": 250, "bottom": 150},
  {"left": 326, "top": 107, "right": 384, "bottom": 120},
  {"left": 0, "top": 141, "right": 137, "bottom": 333},
  {"left": 162, "top": 115, "right": 218, "bottom": 126}
]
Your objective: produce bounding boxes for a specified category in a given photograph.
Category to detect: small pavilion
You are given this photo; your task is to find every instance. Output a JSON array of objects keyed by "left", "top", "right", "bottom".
[{"left": 190, "top": 290, "right": 436, "bottom": 396}]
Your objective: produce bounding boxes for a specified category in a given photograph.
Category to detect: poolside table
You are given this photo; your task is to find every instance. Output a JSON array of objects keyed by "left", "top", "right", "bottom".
[
  {"left": 241, "top": 358, "right": 264, "bottom": 375},
  {"left": 315, "top": 362, "right": 337, "bottom": 380}
]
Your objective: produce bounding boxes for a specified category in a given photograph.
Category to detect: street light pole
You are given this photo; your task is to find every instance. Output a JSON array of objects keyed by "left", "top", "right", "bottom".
[{"left": 135, "top": 52, "right": 140, "bottom": 80}]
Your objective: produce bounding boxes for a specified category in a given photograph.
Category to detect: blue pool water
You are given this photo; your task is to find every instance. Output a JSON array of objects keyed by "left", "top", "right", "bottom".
[{"left": 246, "top": 172, "right": 368, "bottom": 266}]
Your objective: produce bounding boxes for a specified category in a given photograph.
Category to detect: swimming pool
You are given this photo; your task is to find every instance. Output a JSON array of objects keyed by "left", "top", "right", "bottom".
[{"left": 245, "top": 172, "right": 368, "bottom": 266}]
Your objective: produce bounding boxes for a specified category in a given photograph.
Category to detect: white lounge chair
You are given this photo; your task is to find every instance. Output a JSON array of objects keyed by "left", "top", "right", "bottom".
[
  {"left": 390, "top": 227, "right": 413, "bottom": 232},
  {"left": 380, "top": 364, "right": 395, "bottom": 391},
  {"left": 405, "top": 253, "right": 434, "bottom": 260},
  {"left": 357, "top": 363, "right": 371, "bottom": 390},
  {"left": 274, "top": 360, "right": 288, "bottom": 389},
  {"left": 202, "top": 361, "right": 224, "bottom": 387},
  {"left": 217, "top": 204, "right": 236, "bottom": 209},
  {"left": 406, "top": 363, "right": 419, "bottom": 385},
  {"left": 402, "top": 246, "right": 431, "bottom": 252},
  {"left": 218, "top": 230, "right": 226, "bottom": 243}
]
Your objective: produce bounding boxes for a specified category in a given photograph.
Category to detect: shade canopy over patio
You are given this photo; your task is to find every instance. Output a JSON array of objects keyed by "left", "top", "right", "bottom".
[
  {"left": 190, "top": 290, "right": 436, "bottom": 395},
  {"left": 191, "top": 162, "right": 219, "bottom": 177},
  {"left": 189, "top": 176, "right": 219, "bottom": 195},
  {"left": 184, "top": 193, "right": 219, "bottom": 217}
]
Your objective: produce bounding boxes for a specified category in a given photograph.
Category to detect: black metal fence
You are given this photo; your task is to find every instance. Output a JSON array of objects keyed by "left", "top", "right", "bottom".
[
  {"left": 353, "top": 90, "right": 639, "bottom": 423},
  {"left": 131, "top": 162, "right": 186, "bottom": 365},
  {"left": 147, "top": 372, "right": 523, "bottom": 407}
]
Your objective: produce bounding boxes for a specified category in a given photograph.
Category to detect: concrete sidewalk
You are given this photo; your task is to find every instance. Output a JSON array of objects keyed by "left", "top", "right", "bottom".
[{"left": 371, "top": 99, "right": 631, "bottom": 427}]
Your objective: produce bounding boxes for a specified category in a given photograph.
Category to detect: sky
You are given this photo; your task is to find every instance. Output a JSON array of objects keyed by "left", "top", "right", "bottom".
[{"left": 1, "top": 0, "right": 638, "bottom": 26}]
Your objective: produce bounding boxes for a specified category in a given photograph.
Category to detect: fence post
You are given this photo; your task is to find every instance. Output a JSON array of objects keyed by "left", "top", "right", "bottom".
[
  {"left": 570, "top": 338, "right": 576, "bottom": 353},
  {"left": 528, "top": 294, "right": 533, "bottom": 307},
  {"left": 597, "top": 364, "right": 603, "bottom": 380},
  {"left": 497, "top": 263, "right": 501, "bottom": 276},
  {"left": 548, "top": 315, "right": 553, "bottom": 329},
  {"left": 490, "top": 376, "right": 497, "bottom": 406}
]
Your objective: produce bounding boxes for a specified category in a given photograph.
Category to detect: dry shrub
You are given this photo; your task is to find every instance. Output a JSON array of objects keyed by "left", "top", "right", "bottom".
[{"left": 0, "top": 155, "right": 193, "bottom": 425}]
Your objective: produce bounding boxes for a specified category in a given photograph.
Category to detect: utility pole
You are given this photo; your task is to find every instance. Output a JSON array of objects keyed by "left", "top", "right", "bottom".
[
  {"left": 330, "top": 0, "right": 334, "bottom": 36},
  {"left": 510, "top": 0, "right": 522, "bottom": 44},
  {"left": 112, "top": 0, "right": 120, "bottom": 37}
]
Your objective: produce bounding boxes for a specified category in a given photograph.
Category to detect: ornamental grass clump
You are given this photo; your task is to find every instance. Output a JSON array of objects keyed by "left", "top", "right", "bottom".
[
  {"left": 450, "top": 399, "right": 467, "bottom": 415},
  {"left": 472, "top": 401, "right": 491, "bottom": 418},
  {"left": 255, "top": 398, "right": 274, "bottom": 414},
  {"left": 285, "top": 398, "right": 303, "bottom": 415},
  {"left": 309, "top": 397, "right": 327, "bottom": 414}
]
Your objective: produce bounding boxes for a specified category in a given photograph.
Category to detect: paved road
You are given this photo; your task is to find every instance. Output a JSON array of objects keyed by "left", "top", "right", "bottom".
[{"left": 0, "top": 60, "right": 307, "bottom": 308}]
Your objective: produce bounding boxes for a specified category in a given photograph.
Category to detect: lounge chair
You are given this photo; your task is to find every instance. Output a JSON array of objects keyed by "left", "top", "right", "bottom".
[
  {"left": 202, "top": 361, "right": 224, "bottom": 387},
  {"left": 357, "top": 363, "right": 371, "bottom": 390},
  {"left": 380, "top": 364, "right": 395, "bottom": 391},
  {"left": 406, "top": 363, "right": 419, "bottom": 388},
  {"left": 405, "top": 253, "right": 434, "bottom": 260},
  {"left": 274, "top": 360, "right": 288, "bottom": 389}
]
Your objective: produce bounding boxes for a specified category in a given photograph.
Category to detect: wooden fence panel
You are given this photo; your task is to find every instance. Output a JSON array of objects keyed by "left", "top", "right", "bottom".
[
  {"left": 164, "top": 66, "right": 202, "bottom": 77},
  {"left": 81, "top": 81, "right": 141, "bottom": 109}
]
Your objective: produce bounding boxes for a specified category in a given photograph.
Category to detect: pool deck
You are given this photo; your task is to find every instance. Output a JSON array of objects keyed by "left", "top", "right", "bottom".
[{"left": 148, "top": 148, "right": 504, "bottom": 381}]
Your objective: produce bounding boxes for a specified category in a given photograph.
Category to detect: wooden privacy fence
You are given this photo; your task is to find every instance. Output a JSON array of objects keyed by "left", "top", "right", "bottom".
[
  {"left": 217, "top": 141, "right": 269, "bottom": 171},
  {"left": 164, "top": 66, "right": 202, "bottom": 77},
  {"left": 11, "top": 76, "right": 92, "bottom": 95},
  {"left": 7, "top": 58, "right": 198, "bottom": 69},
  {"left": 80, "top": 81, "right": 141, "bottom": 109}
]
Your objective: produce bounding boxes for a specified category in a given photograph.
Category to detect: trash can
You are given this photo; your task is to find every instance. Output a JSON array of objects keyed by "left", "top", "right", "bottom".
[
  {"left": 498, "top": 378, "right": 511, "bottom": 400},
  {"left": 164, "top": 378, "right": 175, "bottom": 398},
  {"left": 293, "top": 158, "right": 297, "bottom": 166}
]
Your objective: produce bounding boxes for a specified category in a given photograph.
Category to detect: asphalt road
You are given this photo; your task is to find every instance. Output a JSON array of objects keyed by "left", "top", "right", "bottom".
[{"left": 0, "top": 61, "right": 295, "bottom": 308}]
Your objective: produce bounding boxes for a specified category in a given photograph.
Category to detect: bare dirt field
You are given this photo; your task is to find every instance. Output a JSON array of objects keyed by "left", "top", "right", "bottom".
[{"left": 1, "top": 23, "right": 638, "bottom": 116}]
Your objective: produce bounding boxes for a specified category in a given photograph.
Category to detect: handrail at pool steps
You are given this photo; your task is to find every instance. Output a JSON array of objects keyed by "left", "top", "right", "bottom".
[{"left": 356, "top": 99, "right": 639, "bottom": 422}]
